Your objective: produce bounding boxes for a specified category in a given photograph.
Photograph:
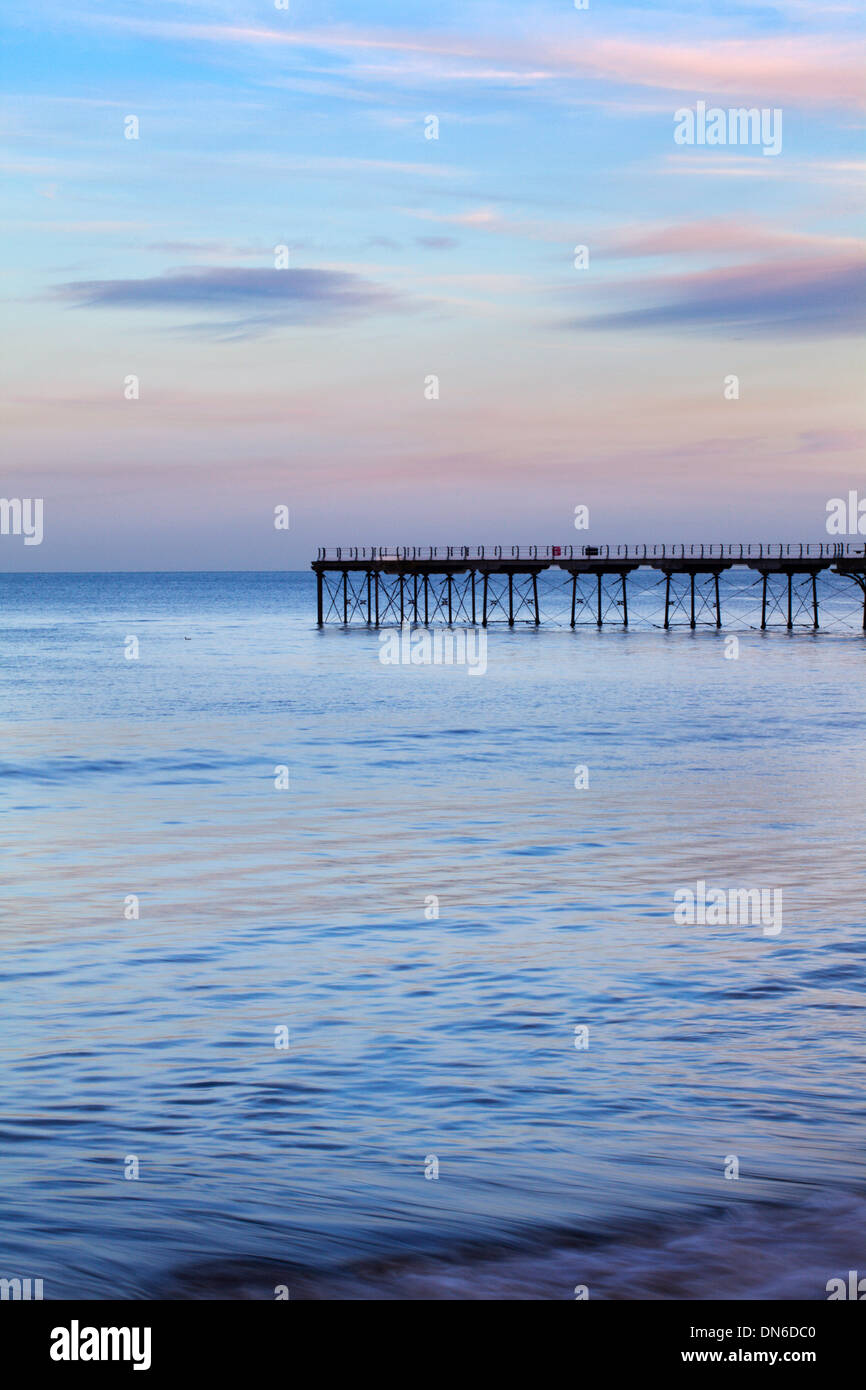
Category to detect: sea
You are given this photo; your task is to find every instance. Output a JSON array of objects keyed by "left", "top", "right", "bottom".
[{"left": 0, "top": 569, "right": 864, "bottom": 1299}]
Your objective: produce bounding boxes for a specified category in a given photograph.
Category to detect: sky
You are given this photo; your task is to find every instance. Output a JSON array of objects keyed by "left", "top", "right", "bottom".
[{"left": 2, "top": 0, "right": 864, "bottom": 570}]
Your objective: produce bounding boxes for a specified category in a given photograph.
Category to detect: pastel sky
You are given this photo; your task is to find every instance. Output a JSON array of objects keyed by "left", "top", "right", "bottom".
[{"left": 2, "top": 0, "right": 864, "bottom": 569}]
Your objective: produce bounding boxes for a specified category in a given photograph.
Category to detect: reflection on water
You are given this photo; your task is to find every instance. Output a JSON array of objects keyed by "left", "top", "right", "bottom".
[{"left": 0, "top": 572, "right": 864, "bottom": 1299}]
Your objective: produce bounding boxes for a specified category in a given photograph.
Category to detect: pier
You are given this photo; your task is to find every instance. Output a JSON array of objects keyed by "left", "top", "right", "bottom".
[{"left": 312, "top": 544, "right": 866, "bottom": 630}]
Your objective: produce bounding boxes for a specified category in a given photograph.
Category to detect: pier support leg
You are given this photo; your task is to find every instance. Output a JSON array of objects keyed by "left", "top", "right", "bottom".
[
  {"left": 413, "top": 574, "right": 419, "bottom": 624},
  {"left": 342, "top": 571, "right": 348, "bottom": 624},
  {"left": 787, "top": 573, "right": 793, "bottom": 630},
  {"left": 620, "top": 572, "right": 628, "bottom": 628},
  {"left": 571, "top": 573, "right": 577, "bottom": 628},
  {"left": 664, "top": 574, "right": 671, "bottom": 629},
  {"left": 690, "top": 572, "right": 696, "bottom": 630},
  {"left": 447, "top": 573, "right": 453, "bottom": 625},
  {"left": 366, "top": 571, "right": 372, "bottom": 625},
  {"left": 471, "top": 572, "right": 476, "bottom": 626},
  {"left": 482, "top": 572, "right": 488, "bottom": 627},
  {"left": 714, "top": 572, "right": 722, "bottom": 628},
  {"left": 532, "top": 573, "right": 539, "bottom": 625},
  {"left": 508, "top": 572, "right": 514, "bottom": 627},
  {"left": 812, "top": 573, "right": 819, "bottom": 630},
  {"left": 374, "top": 571, "right": 379, "bottom": 627},
  {"left": 399, "top": 574, "right": 404, "bottom": 624},
  {"left": 597, "top": 573, "right": 603, "bottom": 628},
  {"left": 761, "top": 574, "right": 768, "bottom": 630},
  {"left": 423, "top": 575, "right": 429, "bottom": 626},
  {"left": 316, "top": 571, "right": 323, "bottom": 626}
]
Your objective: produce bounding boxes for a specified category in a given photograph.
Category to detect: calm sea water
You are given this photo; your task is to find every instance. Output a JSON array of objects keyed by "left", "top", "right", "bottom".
[{"left": 1, "top": 571, "right": 864, "bottom": 1300}]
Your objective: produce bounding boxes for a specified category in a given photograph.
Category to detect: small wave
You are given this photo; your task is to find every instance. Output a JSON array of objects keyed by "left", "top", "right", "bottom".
[
  {"left": 159, "top": 1192, "right": 865, "bottom": 1300},
  {"left": 0, "top": 752, "right": 254, "bottom": 783}
]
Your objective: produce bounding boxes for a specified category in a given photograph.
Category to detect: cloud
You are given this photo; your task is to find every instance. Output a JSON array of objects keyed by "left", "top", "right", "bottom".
[
  {"left": 568, "top": 35, "right": 865, "bottom": 110},
  {"left": 659, "top": 155, "right": 866, "bottom": 184},
  {"left": 405, "top": 210, "right": 866, "bottom": 261},
  {"left": 604, "top": 220, "right": 863, "bottom": 260},
  {"left": 415, "top": 235, "right": 459, "bottom": 250},
  {"left": 54, "top": 265, "right": 410, "bottom": 337},
  {"left": 77, "top": 16, "right": 866, "bottom": 111},
  {"left": 568, "top": 256, "right": 866, "bottom": 335},
  {"left": 403, "top": 206, "right": 571, "bottom": 244},
  {"left": 792, "top": 428, "right": 866, "bottom": 454}
]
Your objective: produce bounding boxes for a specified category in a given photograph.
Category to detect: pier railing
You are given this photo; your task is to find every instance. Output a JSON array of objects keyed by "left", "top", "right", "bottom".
[{"left": 316, "top": 543, "right": 865, "bottom": 563}]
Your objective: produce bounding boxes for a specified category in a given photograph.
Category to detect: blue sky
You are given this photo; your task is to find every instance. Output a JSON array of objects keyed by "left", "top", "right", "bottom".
[{"left": 2, "top": 0, "right": 864, "bottom": 568}]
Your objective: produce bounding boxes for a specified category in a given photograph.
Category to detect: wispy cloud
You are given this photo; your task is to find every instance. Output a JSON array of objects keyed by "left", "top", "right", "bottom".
[
  {"left": 660, "top": 155, "right": 866, "bottom": 183},
  {"left": 570, "top": 256, "right": 866, "bottom": 335},
  {"left": 72, "top": 15, "right": 866, "bottom": 110},
  {"left": 415, "top": 235, "right": 459, "bottom": 250},
  {"left": 605, "top": 220, "right": 864, "bottom": 260},
  {"left": 402, "top": 206, "right": 571, "bottom": 243},
  {"left": 54, "top": 265, "right": 411, "bottom": 338}
]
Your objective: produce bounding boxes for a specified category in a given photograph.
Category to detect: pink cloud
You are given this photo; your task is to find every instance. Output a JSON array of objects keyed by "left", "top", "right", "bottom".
[
  {"left": 78, "top": 17, "right": 866, "bottom": 111},
  {"left": 566, "top": 36, "right": 866, "bottom": 110},
  {"left": 605, "top": 220, "right": 864, "bottom": 260}
]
